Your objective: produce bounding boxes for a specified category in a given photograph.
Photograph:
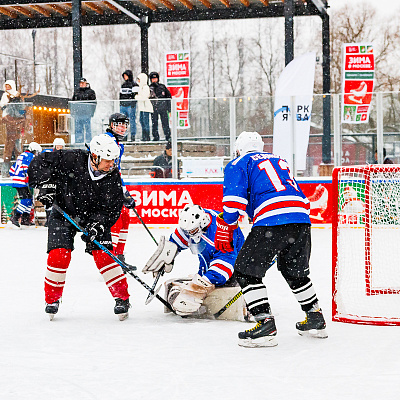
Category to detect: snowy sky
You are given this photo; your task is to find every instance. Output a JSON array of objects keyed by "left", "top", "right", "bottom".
[{"left": 329, "top": 0, "right": 397, "bottom": 14}]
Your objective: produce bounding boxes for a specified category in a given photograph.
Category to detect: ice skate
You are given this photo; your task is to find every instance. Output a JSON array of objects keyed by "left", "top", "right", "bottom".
[
  {"left": 114, "top": 298, "right": 131, "bottom": 321},
  {"left": 8, "top": 213, "right": 21, "bottom": 229},
  {"left": 45, "top": 300, "right": 60, "bottom": 321},
  {"left": 117, "top": 254, "right": 137, "bottom": 271},
  {"left": 238, "top": 315, "right": 278, "bottom": 348},
  {"left": 296, "top": 306, "right": 328, "bottom": 338},
  {"left": 21, "top": 214, "right": 35, "bottom": 229}
]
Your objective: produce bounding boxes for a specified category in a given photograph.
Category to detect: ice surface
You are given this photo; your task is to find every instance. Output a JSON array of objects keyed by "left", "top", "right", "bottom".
[{"left": 0, "top": 225, "right": 399, "bottom": 399}]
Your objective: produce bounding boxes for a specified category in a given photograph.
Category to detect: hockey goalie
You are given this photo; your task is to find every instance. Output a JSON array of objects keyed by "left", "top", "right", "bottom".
[{"left": 143, "top": 204, "right": 250, "bottom": 321}]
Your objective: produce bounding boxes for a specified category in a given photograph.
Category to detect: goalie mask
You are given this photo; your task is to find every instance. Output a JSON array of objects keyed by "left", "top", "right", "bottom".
[{"left": 179, "top": 205, "right": 211, "bottom": 244}]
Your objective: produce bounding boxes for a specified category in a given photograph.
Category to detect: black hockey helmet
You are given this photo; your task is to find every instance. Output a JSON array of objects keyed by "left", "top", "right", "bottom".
[
  {"left": 109, "top": 113, "right": 129, "bottom": 126},
  {"left": 149, "top": 71, "right": 159, "bottom": 81},
  {"left": 109, "top": 113, "right": 129, "bottom": 138}
]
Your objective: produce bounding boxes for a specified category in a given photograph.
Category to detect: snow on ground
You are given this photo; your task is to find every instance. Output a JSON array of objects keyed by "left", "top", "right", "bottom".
[{"left": 0, "top": 225, "right": 399, "bottom": 400}]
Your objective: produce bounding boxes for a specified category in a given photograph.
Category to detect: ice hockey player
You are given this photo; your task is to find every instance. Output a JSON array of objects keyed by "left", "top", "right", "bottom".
[
  {"left": 104, "top": 113, "right": 136, "bottom": 270},
  {"left": 9, "top": 141, "right": 42, "bottom": 229},
  {"left": 214, "top": 131, "right": 327, "bottom": 347},
  {"left": 143, "top": 204, "right": 246, "bottom": 319},
  {"left": 53, "top": 137, "right": 66, "bottom": 151},
  {"left": 27, "top": 134, "right": 131, "bottom": 320}
]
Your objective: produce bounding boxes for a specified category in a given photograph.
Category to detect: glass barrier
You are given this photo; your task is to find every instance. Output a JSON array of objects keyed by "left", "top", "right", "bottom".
[{"left": 66, "top": 92, "right": 400, "bottom": 179}]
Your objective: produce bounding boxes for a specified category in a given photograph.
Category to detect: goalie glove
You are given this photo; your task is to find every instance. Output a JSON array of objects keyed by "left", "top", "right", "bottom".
[
  {"left": 214, "top": 213, "right": 237, "bottom": 253},
  {"left": 142, "top": 236, "right": 178, "bottom": 276},
  {"left": 172, "top": 274, "right": 215, "bottom": 316}
]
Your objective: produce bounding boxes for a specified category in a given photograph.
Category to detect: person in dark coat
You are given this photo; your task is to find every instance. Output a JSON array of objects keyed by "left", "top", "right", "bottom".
[
  {"left": 149, "top": 72, "right": 172, "bottom": 141},
  {"left": 374, "top": 148, "right": 394, "bottom": 164},
  {"left": 27, "top": 134, "right": 131, "bottom": 321},
  {"left": 71, "top": 77, "right": 97, "bottom": 143},
  {"left": 151, "top": 141, "right": 172, "bottom": 178},
  {"left": 119, "top": 70, "right": 139, "bottom": 142}
]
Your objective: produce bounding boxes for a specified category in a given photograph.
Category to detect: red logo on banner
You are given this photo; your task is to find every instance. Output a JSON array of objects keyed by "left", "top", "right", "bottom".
[
  {"left": 346, "top": 46, "right": 359, "bottom": 53},
  {"left": 166, "top": 61, "right": 189, "bottom": 77},
  {"left": 166, "top": 54, "right": 177, "bottom": 61},
  {"left": 343, "top": 80, "right": 373, "bottom": 105},
  {"left": 345, "top": 54, "right": 374, "bottom": 70}
]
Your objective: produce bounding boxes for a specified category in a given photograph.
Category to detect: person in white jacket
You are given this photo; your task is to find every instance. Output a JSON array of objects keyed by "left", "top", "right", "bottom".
[{"left": 135, "top": 73, "right": 153, "bottom": 141}]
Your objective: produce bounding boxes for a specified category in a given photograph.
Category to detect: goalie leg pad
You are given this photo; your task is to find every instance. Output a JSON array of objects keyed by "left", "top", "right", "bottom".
[{"left": 172, "top": 274, "right": 215, "bottom": 316}]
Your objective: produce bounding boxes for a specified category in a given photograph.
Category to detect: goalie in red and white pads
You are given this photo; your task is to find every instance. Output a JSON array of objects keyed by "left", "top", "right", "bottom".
[{"left": 143, "top": 205, "right": 247, "bottom": 319}]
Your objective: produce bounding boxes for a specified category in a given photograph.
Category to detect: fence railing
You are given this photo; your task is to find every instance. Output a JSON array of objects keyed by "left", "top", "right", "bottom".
[{"left": 67, "top": 92, "right": 400, "bottom": 178}]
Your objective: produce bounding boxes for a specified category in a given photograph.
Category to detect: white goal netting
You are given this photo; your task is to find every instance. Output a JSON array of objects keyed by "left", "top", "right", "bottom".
[{"left": 333, "top": 165, "right": 400, "bottom": 325}]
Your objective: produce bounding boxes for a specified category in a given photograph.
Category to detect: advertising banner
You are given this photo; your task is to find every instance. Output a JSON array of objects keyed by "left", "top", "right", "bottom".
[
  {"left": 273, "top": 52, "right": 316, "bottom": 171},
  {"left": 341, "top": 43, "right": 375, "bottom": 123},
  {"left": 125, "top": 180, "right": 333, "bottom": 225},
  {"left": 165, "top": 51, "right": 190, "bottom": 129}
]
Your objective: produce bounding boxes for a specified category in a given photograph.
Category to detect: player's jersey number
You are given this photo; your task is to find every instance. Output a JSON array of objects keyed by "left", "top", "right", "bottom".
[{"left": 257, "top": 159, "right": 299, "bottom": 192}]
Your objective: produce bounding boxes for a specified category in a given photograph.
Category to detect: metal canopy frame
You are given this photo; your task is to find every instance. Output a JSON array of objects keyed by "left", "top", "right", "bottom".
[{"left": 0, "top": 0, "right": 331, "bottom": 163}]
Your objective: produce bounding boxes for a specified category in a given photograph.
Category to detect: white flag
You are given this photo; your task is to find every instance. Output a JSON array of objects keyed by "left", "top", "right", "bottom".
[{"left": 273, "top": 52, "right": 316, "bottom": 171}]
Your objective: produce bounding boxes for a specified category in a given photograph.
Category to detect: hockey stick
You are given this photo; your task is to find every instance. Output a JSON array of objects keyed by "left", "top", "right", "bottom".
[
  {"left": 132, "top": 208, "right": 158, "bottom": 246},
  {"left": 213, "top": 256, "right": 278, "bottom": 319},
  {"left": 213, "top": 290, "right": 243, "bottom": 319},
  {"left": 52, "top": 204, "right": 174, "bottom": 312},
  {"left": 130, "top": 209, "right": 167, "bottom": 304}
]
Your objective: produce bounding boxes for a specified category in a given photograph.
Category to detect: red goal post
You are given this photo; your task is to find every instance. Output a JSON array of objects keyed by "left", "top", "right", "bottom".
[{"left": 332, "top": 165, "right": 400, "bottom": 326}]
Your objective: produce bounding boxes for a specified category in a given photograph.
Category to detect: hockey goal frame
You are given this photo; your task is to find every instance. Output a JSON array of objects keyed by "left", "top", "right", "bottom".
[{"left": 332, "top": 164, "right": 400, "bottom": 326}]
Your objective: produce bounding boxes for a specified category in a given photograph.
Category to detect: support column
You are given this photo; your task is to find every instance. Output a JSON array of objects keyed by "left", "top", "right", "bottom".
[
  {"left": 140, "top": 23, "right": 149, "bottom": 75},
  {"left": 72, "top": 0, "right": 82, "bottom": 90},
  {"left": 322, "top": 12, "right": 331, "bottom": 164},
  {"left": 284, "top": 0, "right": 294, "bottom": 66}
]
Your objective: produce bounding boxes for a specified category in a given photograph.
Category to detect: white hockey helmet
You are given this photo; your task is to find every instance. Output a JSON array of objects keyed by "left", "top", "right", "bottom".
[
  {"left": 28, "top": 142, "right": 42, "bottom": 154},
  {"left": 234, "top": 131, "right": 264, "bottom": 156},
  {"left": 89, "top": 134, "right": 120, "bottom": 175},
  {"left": 53, "top": 137, "right": 66, "bottom": 148},
  {"left": 179, "top": 204, "right": 211, "bottom": 243}
]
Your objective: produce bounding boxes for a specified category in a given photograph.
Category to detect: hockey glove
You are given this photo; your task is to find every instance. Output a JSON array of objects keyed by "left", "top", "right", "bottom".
[
  {"left": 143, "top": 236, "right": 178, "bottom": 276},
  {"left": 123, "top": 190, "right": 136, "bottom": 209},
  {"left": 82, "top": 221, "right": 105, "bottom": 243},
  {"left": 214, "top": 213, "right": 237, "bottom": 253},
  {"left": 37, "top": 182, "right": 57, "bottom": 209}
]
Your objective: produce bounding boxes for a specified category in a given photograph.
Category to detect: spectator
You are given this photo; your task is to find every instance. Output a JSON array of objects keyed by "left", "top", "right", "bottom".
[
  {"left": 9, "top": 141, "right": 42, "bottom": 229},
  {"left": 374, "top": 148, "right": 394, "bottom": 164},
  {"left": 1, "top": 80, "right": 25, "bottom": 178},
  {"left": 71, "top": 77, "right": 96, "bottom": 144},
  {"left": 151, "top": 141, "right": 172, "bottom": 178},
  {"left": 119, "top": 70, "right": 139, "bottom": 142},
  {"left": 135, "top": 73, "right": 153, "bottom": 141},
  {"left": 149, "top": 71, "right": 172, "bottom": 141}
]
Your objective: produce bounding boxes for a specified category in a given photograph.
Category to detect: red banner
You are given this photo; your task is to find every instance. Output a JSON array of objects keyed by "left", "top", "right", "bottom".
[{"left": 126, "top": 181, "right": 332, "bottom": 225}]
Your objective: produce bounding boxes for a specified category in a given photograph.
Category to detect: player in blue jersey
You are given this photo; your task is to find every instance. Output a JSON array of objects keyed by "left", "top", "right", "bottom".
[
  {"left": 9, "top": 141, "right": 42, "bottom": 228},
  {"left": 104, "top": 113, "right": 136, "bottom": 269},
  {"left": 214, "top": 131, "right": 327, "bottom": 347},
  {"left": 143, "top": 204, "right": 246, "bottom": 317}
]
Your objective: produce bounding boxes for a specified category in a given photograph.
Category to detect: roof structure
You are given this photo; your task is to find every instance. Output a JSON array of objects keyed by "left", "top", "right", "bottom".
[{"left": 0, "top": 0, "right": 324, "bottom": 29}]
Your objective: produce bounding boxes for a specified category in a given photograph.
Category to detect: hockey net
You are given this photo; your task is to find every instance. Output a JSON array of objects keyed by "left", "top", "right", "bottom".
[{"left": 332, "top": 165, "right": 400, "bottom": 325}]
